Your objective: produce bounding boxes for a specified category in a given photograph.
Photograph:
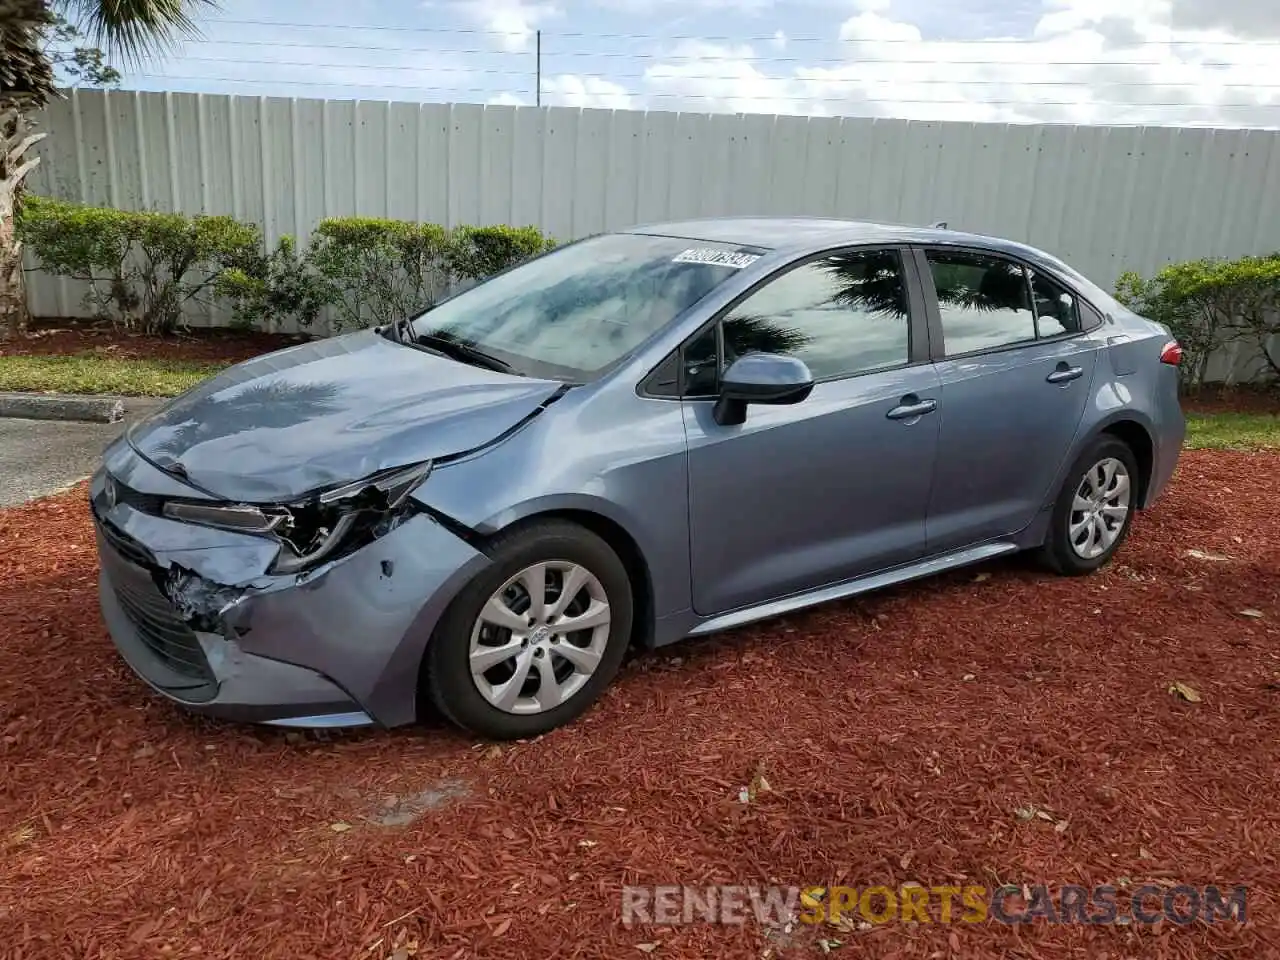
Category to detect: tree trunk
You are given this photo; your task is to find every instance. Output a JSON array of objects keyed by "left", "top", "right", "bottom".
[{"left": 1, "top": 101, "right": 47, "bottom": 340}]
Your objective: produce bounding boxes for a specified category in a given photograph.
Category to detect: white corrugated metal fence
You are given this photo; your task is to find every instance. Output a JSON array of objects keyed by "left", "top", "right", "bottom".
[{"left": 24, "top": 89, "right": 1280, "bottom": 380}]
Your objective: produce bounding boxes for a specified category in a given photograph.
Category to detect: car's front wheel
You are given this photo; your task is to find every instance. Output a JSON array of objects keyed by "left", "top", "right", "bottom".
[
  {"left": 423, "top": 520, "right": 634, "bottom": 740},
  {"left": 1039, "top": 435, "right": 1139, "bottom": 576}
]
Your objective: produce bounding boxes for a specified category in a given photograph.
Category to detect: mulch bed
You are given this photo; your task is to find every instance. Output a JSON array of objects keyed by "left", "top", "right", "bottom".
[
  {"left": 1, "top": 455, "right": 1279, "bottom": 959},
  {"left": 2, "top": 321, "right": 307, "bottom": 365},
  {"left": 1181, "top": 386, "right": 1280, "bottom": 416}
]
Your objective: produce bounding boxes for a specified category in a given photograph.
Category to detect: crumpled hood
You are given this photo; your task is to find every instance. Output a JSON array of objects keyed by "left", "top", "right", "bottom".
[{"left": 126, "top": 330, "right": 564, "bottom": 502}]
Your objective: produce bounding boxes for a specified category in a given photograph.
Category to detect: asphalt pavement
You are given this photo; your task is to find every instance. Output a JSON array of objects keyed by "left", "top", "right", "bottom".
[
  {"left": 0, "top": 418, "right": 121, "bottom": 507},
  {"left": 0, "top": 399, "right": 166, "bottom": 508}
]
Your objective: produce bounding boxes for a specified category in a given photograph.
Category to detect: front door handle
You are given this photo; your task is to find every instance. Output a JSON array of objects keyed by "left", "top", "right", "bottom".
[
  {"left": 1046, "top": 364, "right": 1084, "bottom": 384},
  {"left": 886, "top": 396, "right": 938, "bottom": 420}
]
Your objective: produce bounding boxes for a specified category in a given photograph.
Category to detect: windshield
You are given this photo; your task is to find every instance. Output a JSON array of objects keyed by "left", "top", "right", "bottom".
[{"left": 405, "top": 233, "right": 765, "bottom": 380}]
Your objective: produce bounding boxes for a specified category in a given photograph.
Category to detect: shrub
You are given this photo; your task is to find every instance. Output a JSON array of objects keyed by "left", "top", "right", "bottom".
[
  {"left": 215, "top": 235, "right": 329, "bottom": 331},
  {"left": 448, "top": 224, "right": 557, "bottom": 282},
  {"left": 294, "top": 219, "right": 555, "bottom": 332},
  {"left": 1115, "top": 255, "right": 1280, "bottom": 390},
  {"left": 305, "top": 217, "right": 453, "bottom": 332},
  {"left": 1214, "top": 255, "right": 1280, "bottom": 382},
  {"left": 20, "top": 198, "right": 559, "bottom": 335},
  {"left": 18, "top": 195, "right": 261, "bottom": 334}
]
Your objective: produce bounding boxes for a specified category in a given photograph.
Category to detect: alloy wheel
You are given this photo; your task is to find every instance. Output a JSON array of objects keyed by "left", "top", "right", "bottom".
[
  {"left": 1068, "top": 457, "right": 1132, "bottom": 560},
  {"left": 468, "top": 561, "right": 612, "bottom": 715}
]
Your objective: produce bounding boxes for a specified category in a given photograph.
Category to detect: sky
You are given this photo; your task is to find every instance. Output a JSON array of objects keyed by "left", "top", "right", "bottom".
[{"left": 106, "top": 0, "right": 1280, "bottom": 127}]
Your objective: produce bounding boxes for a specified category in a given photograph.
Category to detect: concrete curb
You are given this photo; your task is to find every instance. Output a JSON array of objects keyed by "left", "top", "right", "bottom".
[{"left": 0, "top": 392, "right": 127, "bottom": 423}]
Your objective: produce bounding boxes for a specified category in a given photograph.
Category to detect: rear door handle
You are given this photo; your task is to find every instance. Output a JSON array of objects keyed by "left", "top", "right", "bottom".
[
  {"left": 1046, "top": 365, "right": 1083, "bottom": 384},
  {"left": 886, "top": 397, "right": 938, "bottom": 420}
]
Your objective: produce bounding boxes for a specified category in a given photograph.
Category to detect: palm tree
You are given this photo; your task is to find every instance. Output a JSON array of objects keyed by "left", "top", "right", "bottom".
[
  {"left": 1, "top": 0, "right": 213, "bottom": 337},
  {"left": 723, "top": 313, "right": 812, "bottom": 356},
  {"left": 817, "top": 250, "right": 1030, "bottom": 319}
]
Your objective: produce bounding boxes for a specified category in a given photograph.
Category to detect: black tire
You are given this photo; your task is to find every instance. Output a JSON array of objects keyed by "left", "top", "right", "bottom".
[
  {"left": 423, "top": 519, "right": 633, "bottom": 740},
  {"left": 1038, "top": 435, "right": 1140, "bottom": 576}
]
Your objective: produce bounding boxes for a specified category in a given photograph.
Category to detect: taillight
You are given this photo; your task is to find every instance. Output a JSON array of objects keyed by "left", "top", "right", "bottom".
[{"left": 1159, "top": 340, "right": 1182, "bottom": 366}]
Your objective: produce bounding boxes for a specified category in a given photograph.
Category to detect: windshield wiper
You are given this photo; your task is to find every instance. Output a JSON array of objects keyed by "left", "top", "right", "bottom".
[
  {"left": 382, "top": 317, "right": 413, "bottom": 344},
  {"left": 413, "top": 332, "right": 512, "bottom": 373}
]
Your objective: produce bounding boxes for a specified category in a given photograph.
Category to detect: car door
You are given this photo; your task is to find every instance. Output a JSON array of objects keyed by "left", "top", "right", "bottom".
[
  {"left": 678, "top": 246, "right": 941, "bottom": 617},
  {"left": 913, "top": 246, "right": 1105, "bottom": 553}
]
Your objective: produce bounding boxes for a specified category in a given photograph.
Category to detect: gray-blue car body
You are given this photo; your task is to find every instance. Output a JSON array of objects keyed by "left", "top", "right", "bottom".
[{"left": 89, "top": 218, "right": 1185, "bottom": 739}]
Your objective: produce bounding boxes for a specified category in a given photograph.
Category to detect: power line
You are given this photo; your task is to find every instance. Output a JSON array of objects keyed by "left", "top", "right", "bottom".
[
  {"left": 183, "top": 37, "right": 1279, "bottom": 69},
  {"left": 180, "top": 38, "right": 1280, "bottom": 70},
  {"left": 169, "top": 56, "right": 1280, "bottom": 88},
  {"left": 128, "top": 74, "right": 1280, "bottom": 108},
  {"left": 200, "top": 19, "right": 1280, "bottom": 46}
]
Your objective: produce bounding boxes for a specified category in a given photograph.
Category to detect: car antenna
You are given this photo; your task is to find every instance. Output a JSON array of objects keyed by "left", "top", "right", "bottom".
[{"left": 930, "top": 220, "right": 948, "bottom": 229}]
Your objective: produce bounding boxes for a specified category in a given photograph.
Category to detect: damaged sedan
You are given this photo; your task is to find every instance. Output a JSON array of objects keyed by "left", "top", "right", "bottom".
[{"left": 92, "top": 218, "right": 1184, "bottom": 739}]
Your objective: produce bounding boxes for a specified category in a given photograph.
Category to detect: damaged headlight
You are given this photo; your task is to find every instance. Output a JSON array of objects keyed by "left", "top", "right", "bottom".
[
  {"left": 162, "top": 461, "right": 433, "bottom": 575},
  {"left": 162, "top": 501, "right": 287, "bottom": 534}
]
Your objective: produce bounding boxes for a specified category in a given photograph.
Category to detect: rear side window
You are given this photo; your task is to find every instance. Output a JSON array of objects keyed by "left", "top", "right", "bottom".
[
  {"left": 925, "top": 251, "right": 1037, "bottom": 355},
  {"left": 1029, "top": 270, "right": 1082, "bottom": 337}
]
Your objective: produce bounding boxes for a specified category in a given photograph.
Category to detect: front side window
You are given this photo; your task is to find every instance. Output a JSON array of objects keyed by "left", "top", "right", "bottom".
[
  {"left": 682, "top": 248, "right": 911, "bottom": 394},
  {"left": 926, "top": 251, "right": 1036, "bottom": 356},
  {"left": 407, "top": 233, "right": 763, "bottom": 381}
]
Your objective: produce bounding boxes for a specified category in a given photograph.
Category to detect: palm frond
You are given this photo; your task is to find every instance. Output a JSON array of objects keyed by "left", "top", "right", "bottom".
[
  {"left": 55, "top": 0, "right": 214, "bottom": 66},
  {"left": 0, "top": 0, "right": 57, "bottom": 103},
  {"left": 934, "top": 284, "right": 1024, "bottom": 314},
  {"left": 151, "top": 379, "right": 341, "bottom": 456},
  {"left": 816, "top": 254, "right": 909, "bottom": 321},
  {"left": 723, "top": 312, "right": 813, "bottom": 356}
]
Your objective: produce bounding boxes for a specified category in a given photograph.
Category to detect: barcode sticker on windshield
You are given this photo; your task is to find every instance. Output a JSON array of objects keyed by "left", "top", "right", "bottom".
[{"left": 672, "top": 248, "right": 761, "bottom": 269}]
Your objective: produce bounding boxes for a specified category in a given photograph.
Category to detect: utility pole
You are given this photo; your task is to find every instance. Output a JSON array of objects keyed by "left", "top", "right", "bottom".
[{"left": 536, "top": 30, "right": 542, "bottom": 107}]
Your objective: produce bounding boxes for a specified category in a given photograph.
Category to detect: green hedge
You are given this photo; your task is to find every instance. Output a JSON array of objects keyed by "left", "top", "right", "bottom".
[
  {"left": 17, "top": 195, "right": 261, "bottom": 334},
  {"left": 1115, "top": 254, "right": 1280, "bottom": 390},
  {"left": 18, "top": 197, "right": 556, "bottom": 335}
]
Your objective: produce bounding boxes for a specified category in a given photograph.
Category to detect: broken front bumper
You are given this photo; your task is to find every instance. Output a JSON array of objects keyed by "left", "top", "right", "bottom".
[{"left": 90, "top": 445, "right": 490, "bottom": 729}]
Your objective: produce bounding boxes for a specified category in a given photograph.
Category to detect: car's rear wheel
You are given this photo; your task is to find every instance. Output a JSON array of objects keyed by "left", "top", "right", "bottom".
[
  {"left": 1039, "top": 435, "right": 1139, "bottom": 576},
  {"left": 423, "top": 520, "right": 633, "bottom": 740}
]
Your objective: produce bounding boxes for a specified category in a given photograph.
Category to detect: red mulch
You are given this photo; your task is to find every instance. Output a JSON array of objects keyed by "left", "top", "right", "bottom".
[
  {"left": 1, "top": 321, "right": 306, "bottom": 364},
  {"left": 1181, "top": 385, "right": 1280, "bottom": 416},
  {"left": 1, "top": 451, "right": 1279, "bottom": 959}
]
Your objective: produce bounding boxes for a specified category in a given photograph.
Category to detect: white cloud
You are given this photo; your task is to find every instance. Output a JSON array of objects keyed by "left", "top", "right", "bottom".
[
  {"left": 630, "top": 0, "right": 1280, "bottom": 126},
  {"left": 586, "top": 0, "right": 774, "bottom": 11},
  {"left": 488, "top": 91, "right": 529, "bottom": 106},
  {"left": 488, "top": 74, "right": 636, "bottom": 109},
  {"left": 461, "top": 0, "right": 562, "bottom": 53},
  {"left": 644, "top": 40, "right": 829, "bottom": 115},
  {"left": 837, "top": 11, "right": 922, "bottom": 43},
  {"left": 133, "top": 0, "right": 1279, "bottom": 128},
  {"left": 542, "top": 74, "right": 637, "bottom": 109},
  {"left": 1171, "top": 0, "right": 1280, "bottom": 36}
]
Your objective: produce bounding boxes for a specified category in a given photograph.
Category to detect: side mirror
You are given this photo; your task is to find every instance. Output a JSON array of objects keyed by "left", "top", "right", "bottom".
[{"left": 713, "top": 352, "right": 814, "bottom": 426}]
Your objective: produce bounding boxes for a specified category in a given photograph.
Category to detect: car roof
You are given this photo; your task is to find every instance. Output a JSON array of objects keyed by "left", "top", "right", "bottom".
[{"left": 626, "top": 216, "right": 1049, "bottom": 263}]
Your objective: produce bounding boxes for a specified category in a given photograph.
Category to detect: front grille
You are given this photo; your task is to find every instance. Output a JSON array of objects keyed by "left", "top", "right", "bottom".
[
  {"left": 112, "top": 573, "right": 214, "bottom": 681},
  {"left": 97, "top": 515, "right": 156, "bottom": 569},
  {"left": 95, "top": 513, "right": 214, "bottom": 683}
]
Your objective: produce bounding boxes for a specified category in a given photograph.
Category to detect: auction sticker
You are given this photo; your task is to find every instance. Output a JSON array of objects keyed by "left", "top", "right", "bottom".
[{"left": 672, "top": 248, "right": 762, "bottom": 269}]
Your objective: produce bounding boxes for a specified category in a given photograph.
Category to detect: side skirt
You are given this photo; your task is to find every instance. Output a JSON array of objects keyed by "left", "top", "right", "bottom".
[{"left": 685, "top": 541, "right": 1020, "bottom": 638}]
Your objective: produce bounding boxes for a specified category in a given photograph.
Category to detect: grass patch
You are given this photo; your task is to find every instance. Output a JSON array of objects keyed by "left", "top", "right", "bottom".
[
  {"left": 1185, "top": 412, "right": 1280, "bottom": 451},
  {"left": 0, "top": 353, "right": 230, "bottom": 397}
]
